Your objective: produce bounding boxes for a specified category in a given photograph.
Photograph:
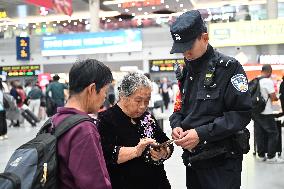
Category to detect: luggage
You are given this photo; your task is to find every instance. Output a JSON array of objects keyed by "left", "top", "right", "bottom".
[
  {"left": 21, "top": 105, "right": 40, "bottom": 126},
  {"left": 21, "top": 110, "right": 36, "bottom": 126},
  {"left": 22, "top": 105, "right": 40, "bottom": 123},
  {"left": 0, "top": 114, "right": 92, "bottom": 189}
]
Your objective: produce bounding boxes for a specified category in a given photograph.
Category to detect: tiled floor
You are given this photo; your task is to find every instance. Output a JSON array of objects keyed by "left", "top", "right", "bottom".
[{"left": 1, "top": 117, "right": 284, "bottom": 189}]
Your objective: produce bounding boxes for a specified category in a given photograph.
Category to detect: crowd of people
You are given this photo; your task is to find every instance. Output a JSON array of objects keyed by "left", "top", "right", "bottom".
[{"left": 0, "top": 74, "right": 69, "bottom": 140}]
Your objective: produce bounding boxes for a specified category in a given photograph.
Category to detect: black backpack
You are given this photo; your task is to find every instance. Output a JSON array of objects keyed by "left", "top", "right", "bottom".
[
  {"left": 0, "top": 114, "right": 92, "bottom": 189},
  {"left": 248, "top": 77, "right": 268, "bottom": 115}
]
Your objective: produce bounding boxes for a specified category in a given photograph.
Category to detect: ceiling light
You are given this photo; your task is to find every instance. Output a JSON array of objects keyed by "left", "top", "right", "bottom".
[
  {"left": 152, "top": 6, "right": 156, "bottom": 10},
  {"left": 57, "top": 21, "right": 60, "bottom": 24},
  {"left": 161, "top": 0, "right": 164, "bottom": 3},
  {"left": 118, "top": 4, "right": 121, "bottom": 7},
  {"left": 107, "top": 19, "right": 111, "bottom": 23},
  {"left": 125, "top": 9, "right": 129, "bottom": 12},
  {"left": 176, "top": 0, "right": 179, "bottom": 2},
  {"left": 33, "top": 25, "right": 36, "bottom": 29},
  {"left": 85, "top": 20, "right": 89, "bottom": 24},
  {"left": 165, "top": 5, "right": 169, "bottom": 9},
  {"left": 53, "top": 23, "right": 56, "bottom": 27},
  {"left": 183, "top": 9, "right": 188, "bottom": 12},
  {"left": 63, "top": 23, "right": 67, "bottom": 26},
  {"left": 74, "top": 21, "right": 77, "bottom": 25},
  {"left": 102, "top": 17, "right": 106, "bottom": 20},
  {"left": 180, "top": 4, "right": 183, "bottom": 8},
  {"left": 138, "top": 7, "right": 142, "bottom": 11},
  {"left": 132, "top": 13, "right": 136, "bottom": 16},
  {"left": 119, "top": 18, "right": 122, "bottom": 22},
  {"left": 79, "top": 19, "right": 83, "bottom": 22},
  {"left": 132, "top": 2, "right": 135, "bottom": 6},
  {"left": 144, "top": 12, "right": 148, "bottom": 15},
  {"left": 68, "top": 20, "right": 71, "bottom": 23},
  {"left": 146, "top": 1, "right": 150, "bottom": 5}
]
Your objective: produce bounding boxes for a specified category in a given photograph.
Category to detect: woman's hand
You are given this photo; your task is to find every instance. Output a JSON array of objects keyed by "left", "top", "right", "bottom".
[
  {"left": 135, "top": 138, "right": 156, "bottom": 157},
  {"left": 150, "top": 146, "right": 169, "bottom": 161}
]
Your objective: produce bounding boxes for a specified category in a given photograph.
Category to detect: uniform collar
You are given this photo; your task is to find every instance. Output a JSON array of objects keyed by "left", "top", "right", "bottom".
[{"left": 185, "top": 44, "right": 214, "bottom": 73}]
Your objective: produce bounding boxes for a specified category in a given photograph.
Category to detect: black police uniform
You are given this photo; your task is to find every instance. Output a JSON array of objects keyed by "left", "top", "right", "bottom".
[
  {"left": 169, "top": 45, "right": 252, "bottom": 189},
  {"left": 169, "top": 10, "right": 252, "bottom": 189}
]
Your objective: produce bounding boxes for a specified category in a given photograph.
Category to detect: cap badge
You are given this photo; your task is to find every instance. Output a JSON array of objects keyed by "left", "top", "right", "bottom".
[{"left": 173, "top": 34, "right": 181, "bottom": 41}]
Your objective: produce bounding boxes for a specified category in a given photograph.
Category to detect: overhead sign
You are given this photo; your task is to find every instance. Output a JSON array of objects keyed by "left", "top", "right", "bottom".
[
  {"left": 149, "top": 59, "right": 185, "bottom": 72},
  {"left": 41, "top": 29, "right": 142, "bottom": 56},
  {"left": 1, "top": 65, "right": 41, "bottom": 77},
  {"left": 209, "top": 19, "right": 284, "bottom": 47},
  {"left": 16, "top": 37, "right": 30, "bottom": 61}
]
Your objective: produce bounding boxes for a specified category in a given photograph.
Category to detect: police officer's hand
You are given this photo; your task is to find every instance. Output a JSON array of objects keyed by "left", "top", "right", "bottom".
[
  {"left": 175, "top": 129, "right": 199, "bottom": 150},
  {"left": 135, "top": 138, "right": 156, "bottom": 157},
  {"left": 172, "top": 127, "right": 183, "bottom": 140},
  {"left": 150, "top": 146, "right": 169, "bottom": 161}
]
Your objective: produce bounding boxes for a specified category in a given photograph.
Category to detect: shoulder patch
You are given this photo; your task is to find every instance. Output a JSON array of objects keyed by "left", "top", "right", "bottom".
[{"left": 231, "top": 74, "right": 248, "bottom": 92}]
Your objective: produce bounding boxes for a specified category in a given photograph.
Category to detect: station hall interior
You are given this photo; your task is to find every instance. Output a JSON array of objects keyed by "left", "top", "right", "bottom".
[{"left": 1, "top": 0, "right": 284, "bottom": 189}]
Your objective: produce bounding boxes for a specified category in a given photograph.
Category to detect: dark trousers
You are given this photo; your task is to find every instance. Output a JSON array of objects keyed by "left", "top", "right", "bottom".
[
  {"left": 280, "top": 98, "right": 284, "bottom": 113},
  {"left": 162, "top": 92, "right": 170, "bottom": 109},
  {"left": 253, "top": 114, "right": 278, "bottom": 158},
  {"left": 0, "top": 111, "right": 7, "bottom": 136},
  {"left": 186, "top": 158, "right": 242, "bottom": 189}
]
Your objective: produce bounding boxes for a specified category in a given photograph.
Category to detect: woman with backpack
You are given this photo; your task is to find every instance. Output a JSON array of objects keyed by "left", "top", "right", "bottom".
[{"left": 0, "top": 79, "right": 8, "bottom": 140}]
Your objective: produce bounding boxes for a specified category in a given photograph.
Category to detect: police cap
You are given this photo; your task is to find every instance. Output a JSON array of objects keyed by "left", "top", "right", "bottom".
[{"left": 170, "top": 10, "right": 206, "bottom": 54}]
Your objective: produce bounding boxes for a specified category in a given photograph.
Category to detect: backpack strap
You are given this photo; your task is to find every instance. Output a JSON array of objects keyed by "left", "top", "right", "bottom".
[
  {"left": 54, "top": 114, "right": 92, "bottom": 138},
  {"left": 37, "top": 118, "right": 53, "bottom": 136},
  {"left": 37, "top": 114, "right": 92, "bottom": 137}
]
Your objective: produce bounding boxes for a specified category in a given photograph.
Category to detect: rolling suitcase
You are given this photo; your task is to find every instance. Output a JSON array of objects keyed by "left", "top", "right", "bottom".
[
  {"left": 24, "top": 109, "right": 40, "bottom": 123},
  {"left": 21, "top": 104, "right": 40, "bottom": 123},
  {"left": 21, "top": 110, "right": 37, "bottom": 127}
]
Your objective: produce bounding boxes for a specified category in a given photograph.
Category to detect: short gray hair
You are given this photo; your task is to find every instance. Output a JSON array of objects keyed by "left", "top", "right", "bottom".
[{"left": 118, "top": 72, "right": 152, "bottom": 97}]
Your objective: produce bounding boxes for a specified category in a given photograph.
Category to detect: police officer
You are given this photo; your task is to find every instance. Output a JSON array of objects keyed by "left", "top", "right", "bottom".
[{"left": 169, "top": 10, "right": 252, "bottom": 189}]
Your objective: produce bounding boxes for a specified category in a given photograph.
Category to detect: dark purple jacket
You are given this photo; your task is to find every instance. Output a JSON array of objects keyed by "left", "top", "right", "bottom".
[{"left": 53, "top": 107, "right": 112, "bottom": 189}]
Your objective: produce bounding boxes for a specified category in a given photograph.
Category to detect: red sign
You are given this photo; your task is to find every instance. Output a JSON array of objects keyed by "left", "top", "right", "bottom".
[
  {"left": 25, "top": 0, "right": 73, "bottom": 16},
  {"left": 25, "top": 0, "right": 53, "bottom": 9},
  {"left": 38, "top": 73, "right": 51, "bottom": 91}
]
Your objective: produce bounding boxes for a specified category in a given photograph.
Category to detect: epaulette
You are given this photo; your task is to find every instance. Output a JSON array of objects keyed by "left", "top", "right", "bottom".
[{"left": 214, "top": 52, "right": 237, "bottom": 68}]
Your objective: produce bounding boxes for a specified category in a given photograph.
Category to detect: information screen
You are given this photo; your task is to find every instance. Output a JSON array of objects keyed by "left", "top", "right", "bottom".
[
  {"left": 0, "top": 65, "right": 41, "bottom": 77},
  {"left": 149, "top": 59, "right": 185, "bottom": 72}
]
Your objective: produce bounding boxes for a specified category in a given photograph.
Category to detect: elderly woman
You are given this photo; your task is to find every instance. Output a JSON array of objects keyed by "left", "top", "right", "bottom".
[{"left": 98, "top": 72, "right": 173, "bottom": 189}]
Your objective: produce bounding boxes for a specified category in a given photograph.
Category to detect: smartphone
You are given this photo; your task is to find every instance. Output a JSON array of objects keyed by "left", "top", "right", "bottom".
[{"left": 151, "top": 139, "right": 174, "bottom": 150}]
